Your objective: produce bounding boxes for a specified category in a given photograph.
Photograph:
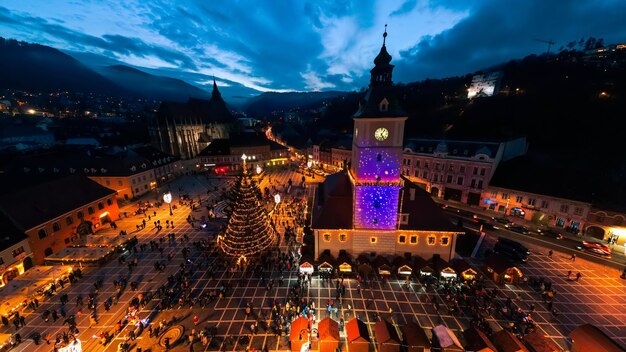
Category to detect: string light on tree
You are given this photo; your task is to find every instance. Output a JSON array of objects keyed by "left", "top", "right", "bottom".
[{"left": 218, "top": 154, "right": 277, "bottom": 262}]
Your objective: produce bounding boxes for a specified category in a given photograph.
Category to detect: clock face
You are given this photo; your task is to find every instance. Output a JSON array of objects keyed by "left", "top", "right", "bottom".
[{"left": 374, "top": 127, "right": 389, "bottom": 141}]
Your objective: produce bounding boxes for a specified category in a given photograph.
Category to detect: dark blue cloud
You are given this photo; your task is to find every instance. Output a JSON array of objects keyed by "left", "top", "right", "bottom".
[
  {"left": 394, "top": 0, "right": 626, "bottom": 81},
  {"left": 1, "top": 1, "right": 625, "bottom": 93}
]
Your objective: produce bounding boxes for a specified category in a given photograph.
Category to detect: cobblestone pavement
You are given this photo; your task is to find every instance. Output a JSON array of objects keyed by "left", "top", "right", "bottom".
[{"left": 7, "top": 170, "right": 626, "bottom": 351}]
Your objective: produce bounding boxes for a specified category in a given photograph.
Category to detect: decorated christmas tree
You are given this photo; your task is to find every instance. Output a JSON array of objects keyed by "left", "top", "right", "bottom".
[{"left": 218, "top": 154, "right": 277, "bottom": 261}]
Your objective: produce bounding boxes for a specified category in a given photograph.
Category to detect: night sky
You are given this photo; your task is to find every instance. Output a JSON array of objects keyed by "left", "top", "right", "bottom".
[{"left": 1, "top": 0, "right": 625, "bottom": 94}]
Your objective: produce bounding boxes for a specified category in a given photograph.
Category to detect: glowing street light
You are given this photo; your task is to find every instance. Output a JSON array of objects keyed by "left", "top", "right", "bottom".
[
  {"left": 256, "top": 165, "right": 262, "bottom": 174},
  {"left": 274, "top": 194, "right": 281, "bottom": 205},
  {"left": 307, "top": 160, "right": 312, "bottom": 168},
  {"left": 163, "top": 192, "right": 173, "bottom": 216}
]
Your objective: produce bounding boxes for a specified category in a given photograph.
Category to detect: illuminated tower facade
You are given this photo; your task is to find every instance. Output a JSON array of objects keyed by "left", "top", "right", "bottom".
[
  {"left": 351, "top": 27, "right": 407, "bottom": 231},
  {"left": 311, "top": 28, "right": 462, "bottom": 263}
]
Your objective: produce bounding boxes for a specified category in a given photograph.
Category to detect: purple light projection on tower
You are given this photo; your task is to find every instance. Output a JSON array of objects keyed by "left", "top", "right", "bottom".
[
  {"left": 354, "top": 148, "right": 402, "bottom": 183},
  {"left": 354, "top": 186, "right": 401, "bottom": 230}
]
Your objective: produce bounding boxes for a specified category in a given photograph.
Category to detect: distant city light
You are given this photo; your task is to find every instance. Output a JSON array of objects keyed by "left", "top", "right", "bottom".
[{"left": 27, "top": 109, "right": 35, "bottom": 114}]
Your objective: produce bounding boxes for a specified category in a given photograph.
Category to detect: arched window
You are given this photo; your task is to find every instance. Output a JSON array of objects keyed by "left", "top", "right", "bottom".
[
  {"left": 44, "top": 247, "right": 53, "bottom": 256},
  {"left": 87, "top": 206, "right": 94, "bottom": 215},
  {"left": 38, "top": 229, "right": 47, "bottom": 239},
  {"left": 77, "top": 211, "right": 83, "bottom": 219},
  {"left": 66, "top": 216, "right": 73, "bottom": 226},
  {"left": 98, "top": 202, "right": 104, "bottom": 210},
  {"left": 107, "top": 199, "right": 113, "bottom": 206},
  {"left": 52, "top": 222, "right": 61, "bottom": 232}
]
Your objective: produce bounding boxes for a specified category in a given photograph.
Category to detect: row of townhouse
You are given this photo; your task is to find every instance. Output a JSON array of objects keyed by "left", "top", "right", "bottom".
[{"left": 6, "top": 146, "right": 182, "bottom": 201}]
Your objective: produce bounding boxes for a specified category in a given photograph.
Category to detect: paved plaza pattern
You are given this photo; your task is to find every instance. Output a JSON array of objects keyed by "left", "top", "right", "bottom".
[{"left": 3, "top": 169, "right": 626, "bottom": 351}]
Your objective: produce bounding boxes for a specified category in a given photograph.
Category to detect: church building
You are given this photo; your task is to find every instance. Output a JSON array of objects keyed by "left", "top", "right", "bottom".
[
  {"left": 150, "top": 81, "right": 237, "bottom": 159},
  {"left": 312, "top": 30, "right": 463, "bottom": 262}
]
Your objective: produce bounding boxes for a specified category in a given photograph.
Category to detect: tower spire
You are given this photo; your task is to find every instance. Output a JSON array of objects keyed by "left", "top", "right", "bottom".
[
  {"left": 383, "top": 24, "right": 387, "bottom": 46},
  {"left": 211, "top": 77, "right": 222, "bottom": 99}
]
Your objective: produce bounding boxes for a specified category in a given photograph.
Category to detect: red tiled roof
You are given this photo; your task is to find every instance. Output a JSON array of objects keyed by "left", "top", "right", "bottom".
[
  {"left": 289, "top": 317, "right": 310, "bottom": 342},
  {"left": 493, "top": 329, "right": 529, "bottom": 352},
  {"left": 402, "top": 322, "right": 431, "bottom": 348},
  {"left": 318, "top": 318, "right": 339, "bottom": 342},
  {"left": 346, "top": 318, "right": 370, "bottom": 343},
  {"left": 312, "top": 171, "right": 353, "bottom": 229},
  {"left": 374, "top": 319, "right": 400, "bottom": 344},
  {"left": 463, "top": 326, "right": 496, "bottom": 352},
  {"left": 569, "top": 324, "right": 625, "bottom": 352}
]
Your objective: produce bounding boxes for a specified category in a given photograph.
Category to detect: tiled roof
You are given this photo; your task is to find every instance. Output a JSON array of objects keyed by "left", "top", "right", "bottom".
[
  {"left": 405, "top": 138, "right": 500, "bottom": 158},
  {"left": 402, "top": 322, "right": 431, "bottom": 348},
  {"left": 346, "top": 318, "right": 370, "bottom": 343},
  {"left": 0, "top": 175, "right": 116, "bottom": 231},
  {"left": 463, "top": 326, "right": 496, "bottom": 352},
  {"left": 311, "top": 171, "right": 353, "bottom": 229},
  {"left": 0, "top": 213, "right": 28, "bottom": 251},
  {"left": 374, "top": 319, "right": 401, "bottom": 345},
  {"left": 399, "top": 177, "right": 460, "bottom": 232},
  {"left": 318, "top": 318, "right": 339, "bottom": 342}
]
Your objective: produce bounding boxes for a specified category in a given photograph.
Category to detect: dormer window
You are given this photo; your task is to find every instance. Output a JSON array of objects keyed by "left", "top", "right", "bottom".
[{"left": 379, "top": 98, "right": 389, "bottom": 112}]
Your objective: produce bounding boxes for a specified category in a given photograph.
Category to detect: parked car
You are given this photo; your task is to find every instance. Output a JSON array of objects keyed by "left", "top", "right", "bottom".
[
  {"left": 575, "top": 241, "right": 611, "bottom": 257},
  {"left": 537, "top": 228, "right": 564, "bottom": 239},
  {"left": 491, "top": 217, "right": 513, "bottom": 229},
  {"left": 508, "top": 225, "right": 531, "bottom": 235}
]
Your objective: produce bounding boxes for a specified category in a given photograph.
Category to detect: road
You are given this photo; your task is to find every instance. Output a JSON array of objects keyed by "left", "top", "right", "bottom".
[{"left": 442, "top": 205, "right": 626, "bottom": 270}]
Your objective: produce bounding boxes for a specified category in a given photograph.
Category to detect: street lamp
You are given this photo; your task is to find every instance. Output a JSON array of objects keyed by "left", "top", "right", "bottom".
[
  {"left": 256, "top": 165, "right": 262, "bottom": 174},
  {"left": 274, "top": 193, "right": 281, "bottom": 205},
  {"left": 163, "top": 192, "right": 173, "bottom": 216}
]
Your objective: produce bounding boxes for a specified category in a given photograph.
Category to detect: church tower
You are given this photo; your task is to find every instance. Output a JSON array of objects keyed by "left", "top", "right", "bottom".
[{"left": 351, "top": 27, "right": 407, "bottom": 230}]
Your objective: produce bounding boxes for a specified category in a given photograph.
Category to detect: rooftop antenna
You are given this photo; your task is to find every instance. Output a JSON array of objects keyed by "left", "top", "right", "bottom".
[{"left": 533, "top": 38, "right": 555, "bottom": 55}]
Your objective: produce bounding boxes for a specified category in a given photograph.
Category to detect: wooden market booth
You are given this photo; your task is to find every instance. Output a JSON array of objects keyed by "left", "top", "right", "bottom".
[
  {"left": 374, "top": 319, "right": 401, "bottom": 352},
  {"left": 316, "top": 251, "right": 336, "bottom": 275},
  {"left": 523, "top": 331, "right": 562, "bottom": 352},
  {"left": 569, "top": 324, "right": 625, "bottom": 352},
  {"left": 492, "top": 329, "right": 529, "bottom": 352},
  {"left": 346, "top": 318, "right": 371, "bottom": 352},
  {"left": 463, "top": 326, "right": 497, "bottom": 352},
  {"left": 290, "top": 317, "right": 311, "bottom": 352},
  {"left": 430, "top": 255, "right": 456, "bottom": 280},
  {"left": 337, "top": 251, "right": 354, "bottom": 276},
  {"left": 317, "top": 317, "right": 340, "bottom": 352},
  {"left": 484, "top": 254, "right": 523, "bottom": 285},
  {"left": 451, "top": 259, "right": 478, "bottom": 281},
  {"left": 402, "top": 322, "right": 431, "bottom": 352},
  {"left": 374, "top": 255, "right": 392, "bottom": 276},
  {"left": 432, "top": 325, "right": 464, "bottom": 352},
  {"left": 393, "top": 256, "right": 413, "bottom": 277}
]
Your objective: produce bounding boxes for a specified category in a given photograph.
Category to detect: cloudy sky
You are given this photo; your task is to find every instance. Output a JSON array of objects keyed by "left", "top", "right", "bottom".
[{"left": 1, "top": 0, "right": 625, "bottom": 94}]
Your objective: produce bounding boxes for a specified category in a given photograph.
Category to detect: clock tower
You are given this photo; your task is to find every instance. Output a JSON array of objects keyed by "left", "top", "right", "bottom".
[{"left": 351, "top": 27, "right": 407, "bottom": 230}]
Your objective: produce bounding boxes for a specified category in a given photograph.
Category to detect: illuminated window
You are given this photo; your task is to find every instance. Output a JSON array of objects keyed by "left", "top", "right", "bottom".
[
  {"left": 370, "top": 237, "right": 378, "bottom": 244},
  {"left": 427, "top": 235, "right": 436, "bottom": 245},
  {"left": 323, "top": 233, "right": 331, "bottom": 242},
  {"left": 441, "top": 236, "right": 450, "bottom": 246},
  {"left": 339, "top": 233, "right": 347, "bottom": 242},
  {"left": 398, "top": 235, "right": 406, "bottom": 244},
  {"left": 410, "top": 235, "right": 418, "bottom": 244}
]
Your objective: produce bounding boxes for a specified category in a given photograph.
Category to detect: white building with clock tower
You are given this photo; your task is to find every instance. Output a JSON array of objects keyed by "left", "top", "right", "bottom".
[{"left": 311, "top": 29, "right": 463, "bottom": 265}]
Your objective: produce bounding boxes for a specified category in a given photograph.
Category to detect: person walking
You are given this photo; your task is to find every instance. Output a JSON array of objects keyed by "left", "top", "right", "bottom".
[
  {"left": 570, "top": 253, "right": 576, "bottom": 262},
  {"left": 193, "top": 315, "right": 199, "bottom": 326},
  {"left": 548, "top": 250, "right": 553, "bottom": 258},
  {"left": 566, "top": 270, "right": 572, "bottom": 279},
  {"left": 575, "top": 272, "right": 582, "bottom": 281}
]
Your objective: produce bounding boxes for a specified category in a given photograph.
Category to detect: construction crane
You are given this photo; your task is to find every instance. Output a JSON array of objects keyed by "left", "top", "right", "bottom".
[{"left": 533, "top": 38, "right": 555, "bottom": 55}]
